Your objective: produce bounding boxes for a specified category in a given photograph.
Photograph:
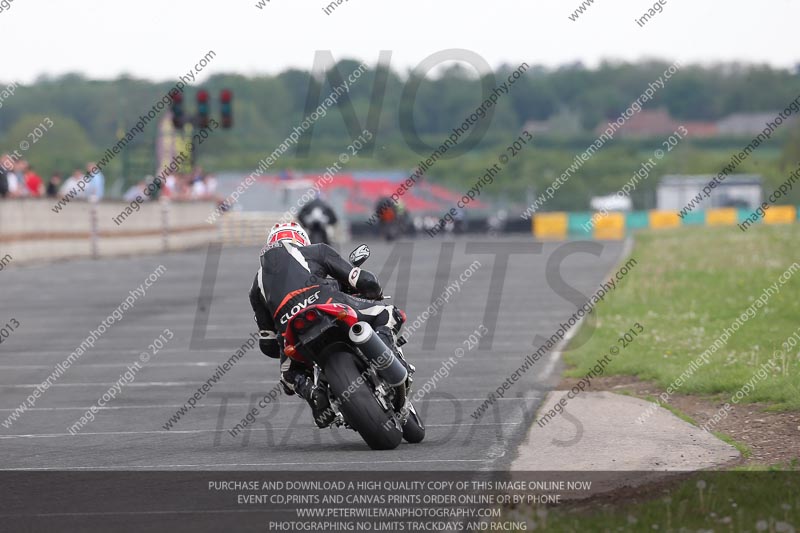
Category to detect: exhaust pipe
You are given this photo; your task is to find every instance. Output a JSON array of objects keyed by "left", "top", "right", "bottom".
[{"left": 349, "top": 322, "right": 408, "bottom": 387}]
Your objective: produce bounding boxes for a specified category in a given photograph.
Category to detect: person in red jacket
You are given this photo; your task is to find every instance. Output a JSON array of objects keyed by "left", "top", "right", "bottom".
[{"left": 24, "top": 165, "right": 44, "bottom": 197}]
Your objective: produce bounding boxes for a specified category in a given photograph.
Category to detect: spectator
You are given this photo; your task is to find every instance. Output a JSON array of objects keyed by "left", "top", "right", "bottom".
[
  {"left": 0, "top": 154, "right": 9, "bottom": 198},
  {"left": 5, "top": 160, "right": 24, "bottom": 197},
  {"left": 191, "top": 177, "right": 207, "bottom": 198},
  {"left": 189, "top": 166, "right": 208, "bottom": 199},
  {"left": 191, "top": 166, "right": 204, "bottom": 183},
  {"left": 123, "top": 178, "right": 147, "bottom": 202},
  {"left": 163, "top": 173, "right": 178, "bottom": 198},
  {"left": 24, "top": 165, "right": 44, "bottom": 197},
  {"left": 176, "top": 172, "right": 192, "bottom": 198},
  {"left": 0, "top": 156, "right": 225, "bottom": 204},
  {"left": 60, "top": 169, "right": 84, "bottom": 198},
  {"left": 84, "top": 162, "right": 105, "bottom": 200},
  {"left": 46, "top": 173, "right": 62, "bottom": 198}
]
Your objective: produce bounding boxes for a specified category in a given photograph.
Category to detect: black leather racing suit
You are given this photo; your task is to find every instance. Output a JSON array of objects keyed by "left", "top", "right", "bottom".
[{"left": 248, "top": 241, "right": 402, "bottom": 395}]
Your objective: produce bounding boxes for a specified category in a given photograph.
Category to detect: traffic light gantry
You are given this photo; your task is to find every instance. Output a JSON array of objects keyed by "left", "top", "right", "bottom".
[{"left": 169, "top": 89, "right": 232, "bottom": 130}]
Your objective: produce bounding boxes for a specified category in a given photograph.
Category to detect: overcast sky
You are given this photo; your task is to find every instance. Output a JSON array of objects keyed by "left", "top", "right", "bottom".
[{"left": 2, "top": 0, "right": 798, "bottom": 84}]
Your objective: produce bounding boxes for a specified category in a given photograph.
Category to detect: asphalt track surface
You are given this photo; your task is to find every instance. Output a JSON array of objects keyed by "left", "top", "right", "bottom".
[{"left": 0, "top": 236, "right": 624, "bottom": 472}]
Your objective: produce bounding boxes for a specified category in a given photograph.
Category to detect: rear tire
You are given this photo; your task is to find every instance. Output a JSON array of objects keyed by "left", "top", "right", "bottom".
[
  {"left": 325, "top": 351, "right": 402, "bottom": 450},
  {"left": 402, "top": 406, "right": 425, "bottom": 444}
]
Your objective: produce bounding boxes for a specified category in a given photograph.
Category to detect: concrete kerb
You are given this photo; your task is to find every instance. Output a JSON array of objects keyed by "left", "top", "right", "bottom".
[{"left": 510, "top": 391, "right": 741, "bottom": 496}]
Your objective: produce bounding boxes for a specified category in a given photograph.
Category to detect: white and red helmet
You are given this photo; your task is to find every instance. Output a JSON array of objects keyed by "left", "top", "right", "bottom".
[{"left": 267, "top": 222, "right": 310, "bottom": 249}]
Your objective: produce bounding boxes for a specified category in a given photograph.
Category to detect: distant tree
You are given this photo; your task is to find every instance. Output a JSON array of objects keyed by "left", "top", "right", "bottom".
[
  {"left": 2, "top": 59, "right": 800, "bottom": 205},
  {"left": 2, "top": 114, "right": 96, "bottom": 178},
  {"left": 780, "top": 120, "right": 800, "bottom": 170}
]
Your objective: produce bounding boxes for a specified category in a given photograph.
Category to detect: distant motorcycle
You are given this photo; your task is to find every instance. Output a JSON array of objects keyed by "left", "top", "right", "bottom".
[
  {"left": 299, "top": 200, "right": 337, "bottom": 245},
  {"left": 282, "top": 244, "right": 425, "bottom": 450},
  {"left": 375, "top": 199, "right": 410, "bottom": 241},
  {"left": 306, "top": 218, "right": 332, "bottom": 245}
]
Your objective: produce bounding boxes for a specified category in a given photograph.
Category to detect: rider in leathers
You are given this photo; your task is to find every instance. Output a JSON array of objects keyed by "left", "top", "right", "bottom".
[{"left": 248, "top": 222, "right": 406, "bottom": 427}]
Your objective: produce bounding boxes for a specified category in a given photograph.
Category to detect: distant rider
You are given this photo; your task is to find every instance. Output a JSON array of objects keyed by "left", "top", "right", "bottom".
[{"left": 297, "top": 195, "right": 338, "bottom": 244}]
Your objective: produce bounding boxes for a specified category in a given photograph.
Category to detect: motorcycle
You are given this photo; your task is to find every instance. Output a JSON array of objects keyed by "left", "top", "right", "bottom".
[
  {"left": 374, "top": 199, "right": 410, "bottom": 242},
  {"left": 300, "top": 206, "right": 334, "bottom": 245},
  {"left": 306, "top": 220, "right": 331, "bottom": 245},
  {"left": 282, "top": 244, "right": 425, "bottom": 450}
]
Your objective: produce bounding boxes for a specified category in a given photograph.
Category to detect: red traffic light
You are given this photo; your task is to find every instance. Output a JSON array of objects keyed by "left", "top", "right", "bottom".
[
  {"left": 220, "top": 89, "right": 233, "bottom": 129},
  {"left": 196, "top": 89, "right": 210, "bottom": 129},
  {"left": 170, "top": 89, "right": 184, "bottom": 129}
]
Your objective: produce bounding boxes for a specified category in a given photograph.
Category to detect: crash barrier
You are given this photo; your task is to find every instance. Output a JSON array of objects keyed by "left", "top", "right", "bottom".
[
  {"left": 532, "top": 206, "right": 799, "bottom": 240},
  {"left": 219, "top": 211, "right": 284, "bottom": 246},
  {"left": 0, "top": 198, "right": 218, "bottom": 264}
]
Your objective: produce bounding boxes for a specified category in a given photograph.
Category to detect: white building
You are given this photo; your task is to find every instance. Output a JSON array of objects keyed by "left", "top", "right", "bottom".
[{"left": 657, "top": 175, "right": 763, "bottom": 211}]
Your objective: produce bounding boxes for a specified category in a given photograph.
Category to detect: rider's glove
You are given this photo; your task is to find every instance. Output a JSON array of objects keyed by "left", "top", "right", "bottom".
[{"left": 349, "top": 267, "right": 383, "bottom": 300}]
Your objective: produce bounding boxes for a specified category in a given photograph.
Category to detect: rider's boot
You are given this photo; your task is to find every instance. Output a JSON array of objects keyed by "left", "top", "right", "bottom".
[
  {"left": 291, "top": 373, "right": 336, "bottom": 429},
  {"left": 281, "top": 360, "right": 336, "bottom": 429}
]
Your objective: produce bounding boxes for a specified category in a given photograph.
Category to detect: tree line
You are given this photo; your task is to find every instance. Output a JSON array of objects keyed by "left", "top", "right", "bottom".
[{"left": 2, "top": 59, "right": 799, "bottom": 209}]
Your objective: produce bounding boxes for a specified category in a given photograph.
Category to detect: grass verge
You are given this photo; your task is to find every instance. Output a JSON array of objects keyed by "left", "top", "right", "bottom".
[{"left": 564, "top": 224, "right": 800, "bottom": 409}]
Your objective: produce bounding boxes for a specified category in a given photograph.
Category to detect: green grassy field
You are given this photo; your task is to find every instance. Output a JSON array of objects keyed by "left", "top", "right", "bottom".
[{"left": 564, "top": 224, "right": 800, "bottom": 409}]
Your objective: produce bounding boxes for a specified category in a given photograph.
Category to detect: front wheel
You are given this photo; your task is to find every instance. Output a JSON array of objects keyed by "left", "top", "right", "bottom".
[{"left": 325, "top": 351, "right": 402, "bottom": 450}]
